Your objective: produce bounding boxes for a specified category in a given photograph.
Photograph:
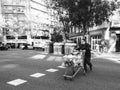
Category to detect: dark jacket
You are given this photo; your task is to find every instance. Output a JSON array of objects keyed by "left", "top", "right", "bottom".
[{"left": 78, "top": 43, "right": 91, "bottom": 58}]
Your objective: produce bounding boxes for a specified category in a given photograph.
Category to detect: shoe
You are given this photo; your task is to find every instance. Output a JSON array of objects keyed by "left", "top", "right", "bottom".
[
  {"left": 90, "top": 68, "right": 92, "bottom": 71},
  {"left": 90, "top": 66, "right": 92, "bottom": 71},
  {"left": 83, "top": 70, "right": 86, "bottom": 76}
]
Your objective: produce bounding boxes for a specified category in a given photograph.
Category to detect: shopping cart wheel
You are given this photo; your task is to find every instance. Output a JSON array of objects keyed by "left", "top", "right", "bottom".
[
  {"left": 83, "top": 70, "right": 86, "bottom": 76},
  {"left": 64, "top": 76, "right": 67, "bottom": 80},
  {"left": 70, "top": 78, "right": 73, "bottom": 81}
]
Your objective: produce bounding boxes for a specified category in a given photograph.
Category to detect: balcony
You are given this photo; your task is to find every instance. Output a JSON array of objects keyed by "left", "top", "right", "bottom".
[
  {"left": 3, "top": 4, "right": 26, "bottom": 7},
  {"left": 4, "top": 12, "right": 25, "bottom": 14},
  {"left": 2, "top": 7, "right": 25, "bottom": 14},
  {"left": 2, "top": 1, "right": 26, "bottom": 7},
  {"left": 69, "top": 32, "right": 83, "bottom": 37}
]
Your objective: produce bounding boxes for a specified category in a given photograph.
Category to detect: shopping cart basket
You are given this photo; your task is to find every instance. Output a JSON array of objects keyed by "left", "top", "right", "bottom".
[{"left": 62, "top": 52, "right": 85, "bottom": 81}]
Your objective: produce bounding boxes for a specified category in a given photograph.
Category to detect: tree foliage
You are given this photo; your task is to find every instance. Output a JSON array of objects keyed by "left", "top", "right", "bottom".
[
  {"left": 50, "top": 0, "right": 117, "bottom": 35},
  {"left": 51, "top": 29, "right": 63, "bottom": 42}
]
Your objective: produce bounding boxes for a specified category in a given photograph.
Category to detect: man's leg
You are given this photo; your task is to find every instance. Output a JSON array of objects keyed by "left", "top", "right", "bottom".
[
  {"left": 83, "top": 60, "right": 87, "bottom": 73},
  {"left": 87, "top": 59, "right": 92, "bottom": 71}
]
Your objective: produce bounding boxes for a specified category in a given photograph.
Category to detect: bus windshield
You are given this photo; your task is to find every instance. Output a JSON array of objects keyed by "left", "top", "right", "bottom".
[
  {"left": 18, "top": 36, "right": 27, "bottom": 39},
  {"left": 6, "top": 36, "right": 15, "bottom": 39},
  {"left": 32, "top": 36, "right": 49, "bottom": 39}
]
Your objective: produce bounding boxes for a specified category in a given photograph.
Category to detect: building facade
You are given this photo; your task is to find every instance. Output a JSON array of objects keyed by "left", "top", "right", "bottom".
[
  {"left": 109, "top": 7, "right": 120, "bottom": 52},
  {"left": 89, "top": 22, "right": 109, "bottom": 50},
  {"left": 1, "top": 0, "right": 29, "bottom": 36},
  {"left": 0, "top": 0, "right": 3, "bottom": 43},
  {"left": 69, "top": 26, "right": 83, "bottom": 45},
  {"left": 0, "top": 0, "right": 59, "bottom": 38}
]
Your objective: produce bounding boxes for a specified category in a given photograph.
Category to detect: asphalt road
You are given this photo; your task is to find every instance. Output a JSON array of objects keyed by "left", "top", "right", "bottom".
[{"left": 0, "top": 49, "right": 120, "bottom": 90}]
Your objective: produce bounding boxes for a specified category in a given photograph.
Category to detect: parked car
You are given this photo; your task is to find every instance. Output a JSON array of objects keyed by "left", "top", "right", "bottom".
[
  {"left": 20, "top": 44, "right": 33, "bottom": 50},
  {"left": 0, "top": 44, "right": 9, "bottom": 50}
]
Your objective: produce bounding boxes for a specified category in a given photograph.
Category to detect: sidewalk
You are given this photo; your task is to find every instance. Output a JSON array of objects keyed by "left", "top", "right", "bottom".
[
  {"left": 40, "top": 50, "right": 120, "bottom": 63},
  {"left": 92, "top": 51, "right": 120, "bottom": 64}
]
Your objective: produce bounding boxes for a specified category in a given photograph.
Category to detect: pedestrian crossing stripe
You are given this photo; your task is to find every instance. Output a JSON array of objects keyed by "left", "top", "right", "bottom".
[
  {"left": 7, "top": 79, "right": 27, "bottom": 86},
  {"left": 57, "top": 66, "right": 66, "bottom": 68},
  {"left": 30, "top": 73, "right": 46, "bottom": 78},
  {"left": 30, "top": 54, "right": 46, "bottom": 59},
  {"left": 46, "top": 68, "right": 58, "bottom": 72}
]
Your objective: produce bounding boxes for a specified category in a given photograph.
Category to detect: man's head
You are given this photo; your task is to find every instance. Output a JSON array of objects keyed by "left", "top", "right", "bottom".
[{"left": 81, "top": 39, "right": 86, "bottom": 44}]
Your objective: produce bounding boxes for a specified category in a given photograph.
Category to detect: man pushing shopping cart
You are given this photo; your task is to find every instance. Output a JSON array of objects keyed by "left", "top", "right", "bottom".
[
  {"left": 62, "top": 39, "right": 92, "bottom": 80},
  {"left": 77, "top": 39, "right": 93, "bottom": 75}
]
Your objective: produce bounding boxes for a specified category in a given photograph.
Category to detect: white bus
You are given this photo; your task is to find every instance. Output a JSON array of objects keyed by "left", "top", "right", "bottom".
[
  {"left": 32, "top": 36, "right": 50, "bottom": 50},
  {"left": 5, "top": 35, "right": 34, "bottom": 48},
  {"left": 17, "top": 35, "right": 34, "bottom": 48}
]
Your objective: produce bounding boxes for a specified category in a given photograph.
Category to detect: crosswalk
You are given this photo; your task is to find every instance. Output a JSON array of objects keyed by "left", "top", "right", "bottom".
[
  {"left": 0, "top": 51, "right": 97, "bottom": 87},
  {"left": 46, "top": 68, "right": 59, "bottom": 72},
  {"left": 0, "top": 52, "right": 66, "bottom": 87},
  {"left": 30, "top": 54, "right": 46, "bottom": 59},
  {"left": 1, "top": 50, "right": 120, "bottom": 89},
  {"left": 6, "top": 65, "right": 66, "bottom": 87},
  {"left": 7, "top": 79, "right": 27, "bottom": 86},
  {"left": 30, "top": 73, "right": 46, "bottom": 78}
]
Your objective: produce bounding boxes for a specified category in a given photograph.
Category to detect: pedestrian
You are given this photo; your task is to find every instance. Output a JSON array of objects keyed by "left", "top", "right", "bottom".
[
  {"left": 96, "top": 43, "right": 100, "bottom": 53},
  {"left": 100, "top": 40, "right": 104, "bottom": 53},
  {"left": 78, "top": 39, "right": 92, "bottom": 75}
]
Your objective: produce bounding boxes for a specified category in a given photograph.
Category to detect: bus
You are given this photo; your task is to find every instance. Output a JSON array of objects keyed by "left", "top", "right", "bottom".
[
  {"left": 32, "top": 36, "right": 50, "bottom": 50},
  {"left": 17, "top": 35, "right": 33, "bottom": 48},
  {"left": 5, "top": 35, "right": 33, "bottom": 48}
]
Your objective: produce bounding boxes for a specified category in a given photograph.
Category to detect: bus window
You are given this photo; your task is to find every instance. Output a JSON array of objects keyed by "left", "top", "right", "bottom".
[
  {"left": 18, "top": 36, "right": 27, "bottom": 39},
  {"left": 6, "top": 36, "right": 15, "bottom": 39}
]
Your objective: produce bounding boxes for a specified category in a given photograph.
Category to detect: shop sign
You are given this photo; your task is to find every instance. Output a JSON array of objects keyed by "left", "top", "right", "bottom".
[
  {"left": 89, "top": 30, "right": 103, "bottom": 35},
  {"left": 115, "top": 31, "right": 120, "bottom": 34},
  {"left": 111, "top": 21, "right": 120, "bottom": 27}
]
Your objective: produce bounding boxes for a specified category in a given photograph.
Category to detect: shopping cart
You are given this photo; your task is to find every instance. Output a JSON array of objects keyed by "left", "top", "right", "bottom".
[{"left": 62, "top": 51, "right": 85, "bottom": 81}]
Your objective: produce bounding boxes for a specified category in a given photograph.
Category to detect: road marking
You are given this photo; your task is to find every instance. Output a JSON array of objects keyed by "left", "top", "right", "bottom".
[
  {"left": 46, "top": 56, "right": 56, "bottom": 61},
  {"left": 7, "top": 79, "right": 27, "bottom": 86},
  {"left": 30, "top": 73, "right": 46, "bottom": 78},
  {"left": 57, "top": 66, "right": 66, "bottom": 68},
  {"left": 46, "top": 68, "right": 58, "bottom": 72},
  {"left": 104, "top": 57, "right": 119, "bottom": 61},
  {"left": 30, "top": 54, "right": 46, "bottom": 59},
  {"left": 101, "top": 57, "right": 120, "bottom": 64}
]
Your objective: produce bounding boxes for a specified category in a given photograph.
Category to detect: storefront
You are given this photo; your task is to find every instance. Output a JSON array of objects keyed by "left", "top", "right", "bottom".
[
  {"left": 69, "top": 33, "right": 84, "bottom": 46},
  {"left": 110, "top": 27, "right": 120, "bottom": 52},
  {"left": 89, "top": 28, "right": 106, "bottom": 50}
]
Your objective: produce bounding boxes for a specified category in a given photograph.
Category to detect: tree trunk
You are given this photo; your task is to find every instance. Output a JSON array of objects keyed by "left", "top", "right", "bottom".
[{"left": 83, "top": 25, "right": 86, "bottom": 39}]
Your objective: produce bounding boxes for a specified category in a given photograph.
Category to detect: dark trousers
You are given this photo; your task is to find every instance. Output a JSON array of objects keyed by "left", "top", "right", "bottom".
[{"left": 84, "top": 57, "right": 92, "bottom": 72}]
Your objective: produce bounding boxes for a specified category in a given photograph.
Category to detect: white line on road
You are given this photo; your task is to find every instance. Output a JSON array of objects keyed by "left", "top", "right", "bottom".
[
  {"left": 46, "top": 68, "right": 59, "bottom": 72},
  {"left": 7, "top": 79, "right": 27, "bottom": 86},
  {"left": 57, "top": 66, "right": 66, "bottom": 69},
  {"left": 30, "top": 73, "right": 46, "bottom": 78},
  {"left": 30, "top": 54, "right": 46, "bottom": 59}
]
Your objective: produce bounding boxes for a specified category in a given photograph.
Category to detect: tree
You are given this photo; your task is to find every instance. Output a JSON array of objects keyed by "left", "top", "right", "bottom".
[
  {"left": 51, "top": 29, "right": 63, "bottom": 42},
  {"left": 49, "top": 0, "right": 117, "bottom": 39}
]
